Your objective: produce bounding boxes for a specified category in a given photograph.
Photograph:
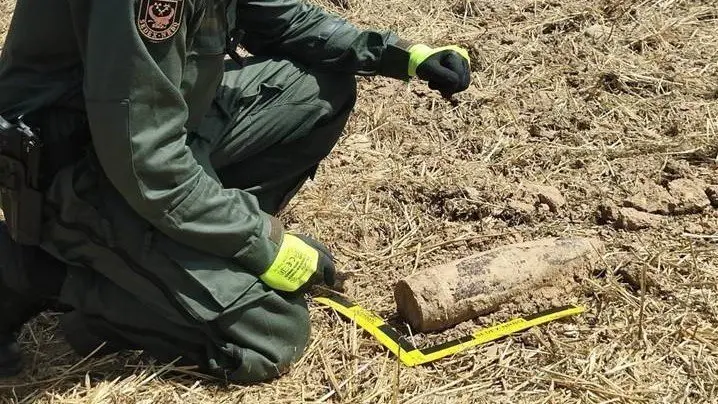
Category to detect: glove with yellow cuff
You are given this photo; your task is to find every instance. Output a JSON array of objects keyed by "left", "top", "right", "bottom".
[
  {"left": 408, "top": 44, "right": 471, "bottom": 98},
  {"left": 259, "top": 232, "right": 336, "bottom": 293}
]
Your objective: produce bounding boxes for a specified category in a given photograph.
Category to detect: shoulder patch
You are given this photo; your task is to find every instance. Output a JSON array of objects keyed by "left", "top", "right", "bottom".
[{"left": 137, "top": 0, "right": 185, "bottom": 43}]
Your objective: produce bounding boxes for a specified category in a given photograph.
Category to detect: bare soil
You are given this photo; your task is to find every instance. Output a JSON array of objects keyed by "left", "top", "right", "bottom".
[{"left": 1, "top": 0, "right": 718, "bottom": 403}]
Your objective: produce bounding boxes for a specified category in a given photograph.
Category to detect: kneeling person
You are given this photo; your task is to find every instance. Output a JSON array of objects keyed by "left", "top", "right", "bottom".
[{"left": 0, "top": 0, "right": 470, "bottom": 382}]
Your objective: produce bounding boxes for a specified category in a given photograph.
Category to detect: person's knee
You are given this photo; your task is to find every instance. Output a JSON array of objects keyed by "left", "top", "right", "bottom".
[
  {"left": 314, "top": 70, "right": 357, "bottom": 117},
  {"left": 217, "top": 288, "right": 311, "bottom": 383},
  {"left": 296, "top": 70, "right": 357, "bottom": 161},
  {"left": 228, "top": 325, "right": 310, "bottom": 383}
]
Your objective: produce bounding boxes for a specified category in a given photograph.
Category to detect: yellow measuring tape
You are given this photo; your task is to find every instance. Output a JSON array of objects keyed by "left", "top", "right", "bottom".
[{"left": 315, "top": 295, "right": 585, "bottom": 366}]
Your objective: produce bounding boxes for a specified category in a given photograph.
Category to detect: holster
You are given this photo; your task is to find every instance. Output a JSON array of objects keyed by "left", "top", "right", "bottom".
[{"left": 0, "top": 115, "right": 43, "bottom": 245}]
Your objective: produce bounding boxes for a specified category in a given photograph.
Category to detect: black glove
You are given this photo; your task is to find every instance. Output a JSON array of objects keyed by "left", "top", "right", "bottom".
[
  {"left": 409, "top": 45, "right": 471, "bottom": 98},
  {"left": 295, "top": 234, "right": 336, "bottom": 288}
]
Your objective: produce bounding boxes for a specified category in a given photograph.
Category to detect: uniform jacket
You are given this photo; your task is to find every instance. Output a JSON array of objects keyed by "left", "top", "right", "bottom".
[{"left": 0, "top": 0, "right": 410, "bottom": 273}]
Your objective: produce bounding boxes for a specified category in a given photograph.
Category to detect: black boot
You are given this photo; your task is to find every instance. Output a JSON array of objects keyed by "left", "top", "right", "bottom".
[
  {"left": 0, "top": 288, "right": 49, "bottom": 377},
  {"left": 0, "top": 333, "right": 21, "bottom": 377},
  {"left": 0, "top": 221, "right": 68, "bottom": 377}
]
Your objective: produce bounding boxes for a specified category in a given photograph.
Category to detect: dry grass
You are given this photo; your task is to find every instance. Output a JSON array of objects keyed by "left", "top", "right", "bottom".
[{"left": 2, "top": 0, "right": 718, "bottom": 403}]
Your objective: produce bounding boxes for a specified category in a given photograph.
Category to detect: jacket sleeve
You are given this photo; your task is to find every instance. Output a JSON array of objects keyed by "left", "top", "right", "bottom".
[
  {"left": 232, "top": 0, "right": 412, "bottom": 80},
  {"left": 81, "top": 0, "right": 281, "bottom": 274}
]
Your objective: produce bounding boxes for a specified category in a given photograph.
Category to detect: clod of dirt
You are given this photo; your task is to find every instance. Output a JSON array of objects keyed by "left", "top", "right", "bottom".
[
  {"left": 394, "top": 237, "right": 605, "bottom": 332},
  {"left": 616, "top": 207, "right": 662, "bottom": 230},
  {"left": 706, "top": 186, "right": 718, "bottom": 208},
  {"left": 584, "top": 24, "right": 611, "bottom": 39},
  {"left": 508, "top": 200, "right": 535, "bottom": 215},
  {"left": 623, "top": 181, "right": 676, "bottom": 214},
  {"left": 522, "top": 182, "right": 566, "bottom": 212},
  {"left": 616, "top": 267, "right": 664, "bottom": 294},
  {"left": 497, "top": 200, "right": 536, "bottom": 226},
  {"left": 662, "top": 160, "right": 693, "bottom": 181},
  {"left": 595, "top": 201, "right": 620, "bottom": 224},
  {"left": 667, "top": 179, "right": 711, "bottom": 214}
]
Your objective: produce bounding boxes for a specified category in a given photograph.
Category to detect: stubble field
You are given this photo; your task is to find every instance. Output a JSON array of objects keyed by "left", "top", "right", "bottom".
[{"left": 1, "top": 0, "right": 717, "bottom": 402}]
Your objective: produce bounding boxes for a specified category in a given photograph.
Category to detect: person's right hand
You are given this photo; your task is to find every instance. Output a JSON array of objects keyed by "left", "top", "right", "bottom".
[
  {"left": 408, "top": 44, "right": 471, "bottom": 98},
  {"left": 259, "top": 233, "right": 336, "bottom": 293}
]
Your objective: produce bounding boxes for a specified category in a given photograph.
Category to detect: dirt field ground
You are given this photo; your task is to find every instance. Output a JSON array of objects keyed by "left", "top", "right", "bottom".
[{"left": 1, "top": 0, "right": 717, "bottom": 403}]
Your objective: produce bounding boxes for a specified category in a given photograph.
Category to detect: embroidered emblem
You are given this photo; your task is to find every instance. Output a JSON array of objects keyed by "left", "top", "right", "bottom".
[{"left": 137, "top": 0, "right": 184, "bottom": 42}]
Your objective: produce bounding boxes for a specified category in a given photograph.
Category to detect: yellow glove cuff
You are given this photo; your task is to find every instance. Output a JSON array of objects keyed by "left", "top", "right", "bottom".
[
  {"left": 407, "top": 44, "right": 471, "bottom": 77},
  {"left": 260, "top": 234, "right": 319, "bottom": 292}
]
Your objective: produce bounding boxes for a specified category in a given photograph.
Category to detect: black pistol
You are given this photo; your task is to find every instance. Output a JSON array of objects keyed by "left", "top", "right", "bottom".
[{"left": 0, "top": 115, "right": 43, "bottom": 245}]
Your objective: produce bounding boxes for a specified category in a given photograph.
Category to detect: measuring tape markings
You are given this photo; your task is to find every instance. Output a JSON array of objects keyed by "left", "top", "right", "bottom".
[
  {"left": 414, "top": 305, "right": 585, "bottom": 365},
  {"left": 314, "top": 296, "right": 423, "bottom": 365},
  {"left": 314, "top": 295, "right": 585, "bottom": 367}
]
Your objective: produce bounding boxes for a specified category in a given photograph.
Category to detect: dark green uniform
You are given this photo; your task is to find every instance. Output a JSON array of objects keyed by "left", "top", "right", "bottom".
[{"left": 0, "top": 0, "right": 411, "bottom": 382}]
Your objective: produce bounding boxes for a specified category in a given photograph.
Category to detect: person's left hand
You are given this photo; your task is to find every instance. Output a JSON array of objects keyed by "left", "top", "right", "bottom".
[
  {"left": 259, "top": 232, "right": 336, "bottom": 293},
  {"left": 408, "top": 44, "right": 471, "bottom": 98}
]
